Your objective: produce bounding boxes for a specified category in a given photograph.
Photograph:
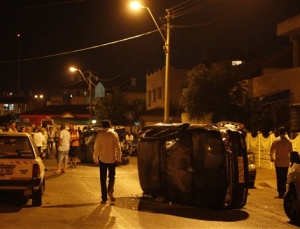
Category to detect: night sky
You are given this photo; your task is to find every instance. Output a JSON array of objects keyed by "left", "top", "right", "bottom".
[{"left": 0, "top": 0, "right": 299, "bottom": 98}]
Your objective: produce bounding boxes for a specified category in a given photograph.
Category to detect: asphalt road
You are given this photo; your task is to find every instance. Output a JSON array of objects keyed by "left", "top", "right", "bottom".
[{"left": 0, "top": 154, "right": 299, "bottom": 229}]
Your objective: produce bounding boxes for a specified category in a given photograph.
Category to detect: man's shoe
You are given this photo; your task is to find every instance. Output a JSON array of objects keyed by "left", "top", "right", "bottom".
[
  {"left": 101, "top": 201, "right": 107, "bottom": 204},
  {"left": 108, "top": 192, "right": 115, "bottom": 201}
]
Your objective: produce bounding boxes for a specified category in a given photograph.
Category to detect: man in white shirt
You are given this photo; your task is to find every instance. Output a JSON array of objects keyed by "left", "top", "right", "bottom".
[
  {"left": 93, "top": 120, "right": 122, "bottom": 204},
  {"left": 270, "top": 126, "right": 293, "bottom": 198},
  {"left": 33, "top": 127, "right": 46, "bottom": 157},
  {"left": 56, "top": 124, "right": 70, "bottom": 173}
]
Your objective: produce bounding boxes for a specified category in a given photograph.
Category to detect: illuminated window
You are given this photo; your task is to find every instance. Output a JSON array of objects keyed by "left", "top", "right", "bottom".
[{"left": 232, "top": 60, "right": 243, "bottom": 66}]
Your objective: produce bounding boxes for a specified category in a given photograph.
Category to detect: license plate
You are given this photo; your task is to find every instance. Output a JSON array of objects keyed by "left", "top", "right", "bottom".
[
  {"left": 238, "top": 157, "right": 245, "bottom": 183},
  {"left": 0, "top": 167, "right": 13, "bottom": 175}
]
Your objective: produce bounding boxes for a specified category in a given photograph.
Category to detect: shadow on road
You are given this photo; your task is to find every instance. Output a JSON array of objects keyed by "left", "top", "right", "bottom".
[{"left": 112, "top": 195, "right": 249, "bottom": 222}]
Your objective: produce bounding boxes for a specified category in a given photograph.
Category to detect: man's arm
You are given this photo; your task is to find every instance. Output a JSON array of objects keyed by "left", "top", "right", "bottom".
[
  {"left": 113, "top": 135, "right": 122, "bottom": 163},
  {"left": 270, "top": 142, "right": 275, "bottom": 162},
  {"left": 93, "top": 133, "right": 100, "bottom": 164}
]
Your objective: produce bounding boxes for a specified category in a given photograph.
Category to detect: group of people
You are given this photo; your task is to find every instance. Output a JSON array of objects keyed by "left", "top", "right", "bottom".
[
  {"left": 4, "top": 119, "right": 294, "bottom": 204},
  {"left": 53, "top": 119, "right": 123, "bottom": 205},
  {"left": 54, "top": 124, "right": 80, "bottom": 173},
  {"left": 1, "top": 119, "right": 125, "bottom": 205},
  {"left": 2, "top": 121, "right": 82, "bottom": 171}
]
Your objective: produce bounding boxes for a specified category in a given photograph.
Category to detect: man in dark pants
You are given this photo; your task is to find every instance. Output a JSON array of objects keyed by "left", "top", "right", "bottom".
[
  {"left": 270, "top": 126, "right": 293, "bottom": 198},
  {"left": 93, "top": 120, "right": 122, "bottom": 204}
]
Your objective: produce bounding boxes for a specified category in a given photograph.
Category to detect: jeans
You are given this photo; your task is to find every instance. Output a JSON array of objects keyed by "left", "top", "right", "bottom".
[
  {"left": 99, "top": 160, "right": 116, "bottom": 202},
  {"left": 275, "top": 166, "right": 288, "bottom": 197}
]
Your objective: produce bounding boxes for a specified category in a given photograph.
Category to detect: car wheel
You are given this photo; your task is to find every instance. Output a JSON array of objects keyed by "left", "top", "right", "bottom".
[
  {"left": 32, "top": 179, "right": 45, "bottom": 206},
  {"left": 284, "top": 188, "right": 300, "bottom": 222}
]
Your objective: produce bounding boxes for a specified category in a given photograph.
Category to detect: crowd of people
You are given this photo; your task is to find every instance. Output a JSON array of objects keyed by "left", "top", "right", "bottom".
[
  {"left": 0, "top": 121, "right": 82, "bottom": 163},
  {"left": 1, "top": 120, "right": 136, "bottom": 205}
]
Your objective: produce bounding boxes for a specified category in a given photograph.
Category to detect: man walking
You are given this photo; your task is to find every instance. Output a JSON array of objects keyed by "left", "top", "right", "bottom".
[
  {"left": 93, "top": 120, "right": 122, "bottom": 204},
  {"left": 270, "top": 126, "right": 293, "bottom": 198}
]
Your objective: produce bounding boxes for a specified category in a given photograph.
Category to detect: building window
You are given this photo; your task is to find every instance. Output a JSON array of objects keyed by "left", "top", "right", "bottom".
[
  {"left": 232, "top": 60, "right": 243, "bottom": 66},
  {"left": 152, "top": 89, "right": 156, "bottom": 102},
  {"left": 291, "top": 105, "right": 300, "bottom": 132},
  {"left": 157, "top": 87, "right": 162, "bottom": 99},
  {"left": 147, "top": 91, "right": 151, "bottom": 107},
  {"left": 131, "top": 78, "right": 136, "bottom": 86},
  {"left": 3, "top": 104, "right": 13, "bottom": 111},
  {"left": 182, "top": 87, "right": 188, "bottom": 95}
]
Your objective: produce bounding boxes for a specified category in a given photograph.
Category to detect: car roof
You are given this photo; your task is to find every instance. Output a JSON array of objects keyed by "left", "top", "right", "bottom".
[{"left": 0, "top": 132, "right": 32, "bottom": 137}]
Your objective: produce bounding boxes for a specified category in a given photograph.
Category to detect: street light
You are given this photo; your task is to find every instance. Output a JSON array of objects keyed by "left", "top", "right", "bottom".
[
  {"left": 130, "top": 1, "right": 171, "bottom": 123},
  {"left": 69, "top": 67, "right": 93, "bottom": 125}
]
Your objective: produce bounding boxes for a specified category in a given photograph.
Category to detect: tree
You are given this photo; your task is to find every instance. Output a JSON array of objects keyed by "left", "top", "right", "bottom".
[
  {"left": 180, "top": 63, "right": 248, "bottom": 123},
  {"left": 93, "top": 88, "right": 128, "bottom": 125}
]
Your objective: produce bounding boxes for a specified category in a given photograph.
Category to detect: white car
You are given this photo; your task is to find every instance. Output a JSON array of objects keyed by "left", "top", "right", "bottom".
[
  {"left": 284, "top": 151, "right": 300, "bottom": 223},
  {"left": 0, "top": 132, "right": 45, "bottom": 206}
]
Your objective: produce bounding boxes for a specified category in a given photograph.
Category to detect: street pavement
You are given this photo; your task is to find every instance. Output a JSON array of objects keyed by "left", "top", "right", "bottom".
[{"left": 255, "top": 167, "right": 277, "bottom": 189}]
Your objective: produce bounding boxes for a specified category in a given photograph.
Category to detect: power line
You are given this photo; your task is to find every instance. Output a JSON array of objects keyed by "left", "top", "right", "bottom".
[
  {"left": 0, "top": 30, "right": 158, "bottom": 64},
  {"left": 173, "top": 0, "right": 262, "bottom": 28}
]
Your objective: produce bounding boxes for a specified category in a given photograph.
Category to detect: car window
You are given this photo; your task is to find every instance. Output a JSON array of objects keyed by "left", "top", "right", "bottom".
[{"left": 0, "top": 136, "right": 34, "bottom": 159}]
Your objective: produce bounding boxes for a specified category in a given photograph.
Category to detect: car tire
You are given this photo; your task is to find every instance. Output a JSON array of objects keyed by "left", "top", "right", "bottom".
[
  {"left": 284, "top": 188, "right": 300, "bottom": 222},
  {"left": 32, "top": 179, "right": 45, "bottom": 206}
]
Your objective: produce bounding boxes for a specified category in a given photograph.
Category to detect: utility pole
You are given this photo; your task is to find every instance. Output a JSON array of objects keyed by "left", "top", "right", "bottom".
[{"left": 164, "top": 9, "right": 171, "bottom": 124}]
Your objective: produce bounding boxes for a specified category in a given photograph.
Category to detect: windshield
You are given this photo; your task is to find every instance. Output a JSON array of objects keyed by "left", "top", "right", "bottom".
[{"left": 0, "top": 136, "right": 34, "bottom": 159}]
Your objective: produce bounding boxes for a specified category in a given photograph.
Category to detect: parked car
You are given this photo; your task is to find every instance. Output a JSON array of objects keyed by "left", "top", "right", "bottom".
[
  {"left": 247, "top": 152, "right": 257, "bottom": 188},
  {"left": 0, "top": 132, "right": 45, "bottom": 206},
  {"left": 78, "top": 125, "right": 129, "bottom": 165},
  {"left": 283, "top": 151, "right": 300, "bottom": 223},
  {"left": 137, "top": 121, "right": 249, "bottom": 209}
]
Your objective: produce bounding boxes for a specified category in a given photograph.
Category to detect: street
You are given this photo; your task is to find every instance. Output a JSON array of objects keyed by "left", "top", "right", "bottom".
[{"left": 0, "top": 156, "right": 299, "bottom": 229}]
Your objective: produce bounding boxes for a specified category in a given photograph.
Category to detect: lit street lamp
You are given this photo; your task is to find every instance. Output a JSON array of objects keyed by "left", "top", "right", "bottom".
[
  {"left": 69, "top": 67, "right": 95, "bottom": 125},
  {"left": 130, "top": 1, "right": 171, "bottom": 123}
]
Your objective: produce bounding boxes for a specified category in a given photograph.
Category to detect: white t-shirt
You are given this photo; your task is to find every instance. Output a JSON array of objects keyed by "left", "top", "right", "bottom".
[
  {"left": 125, "top": 134, "right": 134, "bottom": 141},
  {"left": 58, "top": 129, "right": 71, "bottom": 151},
  {"left": 33, "top": 132, "right": 45, "bottom": 147}
]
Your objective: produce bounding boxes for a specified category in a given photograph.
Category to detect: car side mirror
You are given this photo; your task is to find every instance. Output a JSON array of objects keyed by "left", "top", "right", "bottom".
[{"left": 290, "top": 151, "right": 300, "bottom": 165}]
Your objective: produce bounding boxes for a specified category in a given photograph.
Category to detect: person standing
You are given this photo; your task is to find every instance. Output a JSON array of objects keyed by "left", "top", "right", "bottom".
[
  {"left": 270, "top": 126, "right": 293, "bottom": 198},
  {"left": 54, "top": 126, "right": 61, "bottom": 156},
  {"left": 69, "top": 124, "right": 79, "bottom": 168},
  {"left": 8, "top": 121, "right": 18, "bottom": 132},
  {"left": 93, "top": 120, "right": 122, "bottom": 204},
  {"left": 33, "top": 127, "right": 46, "bottom": 158},
  {"left": 125, "top": 131, "right": 134, "bottom": 156},
  {"left": 41, "top": 127, "right": 49, "bottom": 158},
  {"left": 56, "top": 124, "right": 70, "bottom": 173},
  {"left": 47, "top": 126, "right": 55, "bottom": 153}
]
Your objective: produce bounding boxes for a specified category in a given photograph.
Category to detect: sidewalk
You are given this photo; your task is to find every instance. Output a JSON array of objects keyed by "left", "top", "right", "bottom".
[{"left": 255, "top": 167, "right": 277, "bottom": 189}]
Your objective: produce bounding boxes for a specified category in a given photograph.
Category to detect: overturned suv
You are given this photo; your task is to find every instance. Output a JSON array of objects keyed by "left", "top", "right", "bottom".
[
  {"left": 137, "top": 121, "right": 249, "bottom": 209},
  {"left": 284, "top": 151, "right": 300, "bottom": 222},
  {"left": 0, "top": 132, "right": 45, "bottom": 206}
]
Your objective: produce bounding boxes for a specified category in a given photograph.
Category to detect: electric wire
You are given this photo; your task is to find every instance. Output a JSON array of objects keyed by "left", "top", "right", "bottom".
[
  {"left": 97, "top": 33, "right": 163, "bottom": 82},
  {"left": 0, "top": 30, "right": 158, "bottom": 64},
  {"left": 173, "top": 0, "right": 262, "bottom": 28},
  {"left": 172, "top": 0, "right": 220, "bottom": 18}
]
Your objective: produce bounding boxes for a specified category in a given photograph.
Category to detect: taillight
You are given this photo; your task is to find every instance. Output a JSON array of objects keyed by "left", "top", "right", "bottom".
[{"left": 32, "top": 164, "right": 40, "bottom": 178}]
